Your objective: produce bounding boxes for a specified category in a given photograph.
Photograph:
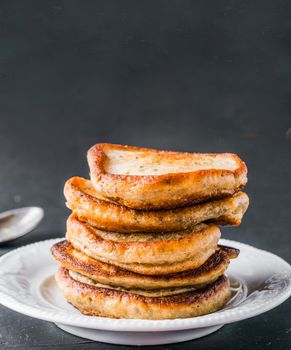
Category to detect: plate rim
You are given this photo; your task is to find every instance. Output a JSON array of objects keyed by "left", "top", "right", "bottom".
[{"left": 0, "top": 238, "right": 290, "bottom": 332}]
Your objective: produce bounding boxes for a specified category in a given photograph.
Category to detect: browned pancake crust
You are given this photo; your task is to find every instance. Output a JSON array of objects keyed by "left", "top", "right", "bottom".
[
  {"left": 87, "top": 143, "right": 247, "bottom": 210},
  {"left": 51, "top": 240, "right": 239, "bottom": 289},
  {"left": 64, "top": 177, "right": 249, "bottom": 233},
  {"left": 69, "top": 270, "right": 204, "bottom": 297},
  {"left": 55, "top": 268, "right": 231, "bottom": 319},
  {"left": 66, "top": 214, "right": 221, "bottom": 274}
]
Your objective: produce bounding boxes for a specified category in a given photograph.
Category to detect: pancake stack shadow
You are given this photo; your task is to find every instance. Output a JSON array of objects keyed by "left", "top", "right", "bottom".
[{"left": 51, "top": 143, "right": 249, "bottom": 320}]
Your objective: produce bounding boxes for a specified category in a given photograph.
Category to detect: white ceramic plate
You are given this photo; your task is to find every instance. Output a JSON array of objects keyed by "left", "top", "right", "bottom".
[{"left": 0, "top": 238, "right": 290, "bottom": 346}]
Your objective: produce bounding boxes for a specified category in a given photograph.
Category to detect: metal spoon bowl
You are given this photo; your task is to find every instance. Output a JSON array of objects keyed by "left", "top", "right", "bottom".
[{"left": 0, "top": 207, "right": 44, "bottom": 243}]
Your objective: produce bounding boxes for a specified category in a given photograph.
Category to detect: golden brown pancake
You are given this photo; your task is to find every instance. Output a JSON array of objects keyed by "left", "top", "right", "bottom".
[
  {"left": 69, "top": 270, "right": 202, "bottom": 297},
  {"left": 51, "top": 240, "right": 239, "bottom": 290},
  {"left": 66, "top": 214, "right": 221, "bottom": 275},
  {"left": 64, "top": 177, "right": 249, "bottom": 233},
  {"left": 87, "top": 143, "right": 247, "bottom": 210},
  {"left": 56, "top": 268, "right": 231, "bottom": 319}
]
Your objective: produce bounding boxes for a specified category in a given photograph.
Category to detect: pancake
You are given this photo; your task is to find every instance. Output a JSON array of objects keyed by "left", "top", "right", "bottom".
[
  {"left": 56, "top": 268, "right": 231, "bottom": 319},
  {"left": 51, "top": 240, "right": 239, "bottom": 290},
  {"left": 64, "top": 177, "right": 249, "bottom": 233},
  {"left": 87, "top": 143, "right": 247, "bottom": 210},
  {"left": 69, "top": 270, "right": 201, "bottom": 297},
  {"left": 66, "top": 214, "right": 221, "bottom": 275}
]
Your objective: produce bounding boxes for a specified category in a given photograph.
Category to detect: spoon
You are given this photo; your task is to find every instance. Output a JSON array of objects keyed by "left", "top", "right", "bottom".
[{"left": 0, "top": 207, "right": 44, "bottom": 243}]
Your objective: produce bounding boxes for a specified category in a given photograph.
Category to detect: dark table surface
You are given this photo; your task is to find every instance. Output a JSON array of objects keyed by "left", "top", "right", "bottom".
[{"left": 0, "top": 1, "right": 291, "bottom": 349}]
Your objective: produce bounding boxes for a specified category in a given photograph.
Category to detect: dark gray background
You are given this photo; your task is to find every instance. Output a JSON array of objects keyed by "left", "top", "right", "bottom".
[{"left": 0, "top": 1, "right": 291, "bottom": 349}]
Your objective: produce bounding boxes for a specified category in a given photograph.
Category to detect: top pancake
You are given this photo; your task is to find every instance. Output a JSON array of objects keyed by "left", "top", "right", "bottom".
[
  {"left": 87, "top": 143, "right": 247, "bottom": 209},
  {"left": 64, "top": 177, "right": 249, "bottom": 233}
]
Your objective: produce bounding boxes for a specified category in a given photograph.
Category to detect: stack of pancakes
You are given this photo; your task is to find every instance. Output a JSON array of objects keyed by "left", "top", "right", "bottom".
[{"left": 51, "top": 143, "right": 249, "bottom": 319}]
